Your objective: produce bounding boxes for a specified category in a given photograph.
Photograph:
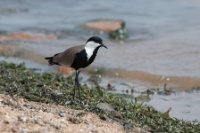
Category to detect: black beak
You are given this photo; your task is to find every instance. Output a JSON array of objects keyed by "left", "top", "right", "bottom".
[{"left": 101, "top": 43, "right": 108, "bottom": 49}]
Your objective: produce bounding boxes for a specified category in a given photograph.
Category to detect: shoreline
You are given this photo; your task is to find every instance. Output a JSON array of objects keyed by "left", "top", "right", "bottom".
[
  {"left": 99, "top": 68, "right": 200, "bottom": 90},
  {"left": 0, "top": 61, "right": 199, "bottom": 132},
  {"left": 1, "top": 48, "right": 200, "bottom": 91}
]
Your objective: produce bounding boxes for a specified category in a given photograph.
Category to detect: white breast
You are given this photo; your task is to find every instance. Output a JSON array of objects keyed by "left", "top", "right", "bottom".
[
  {"left": 84, "top": 41, "right": 100, "bottom": 60},
  {"left": 85, "top": 47, "right": 95, "bottom": 60}
]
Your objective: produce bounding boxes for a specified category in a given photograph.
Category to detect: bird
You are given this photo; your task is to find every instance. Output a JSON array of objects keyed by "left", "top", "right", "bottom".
[{"left": 45, "top": 36, "right": 107, "bottom": 99}]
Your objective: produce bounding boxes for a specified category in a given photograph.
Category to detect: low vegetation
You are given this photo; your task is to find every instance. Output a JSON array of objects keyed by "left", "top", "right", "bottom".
[{"left": 0, "top": 61, "right": 199, "bottom": 132}]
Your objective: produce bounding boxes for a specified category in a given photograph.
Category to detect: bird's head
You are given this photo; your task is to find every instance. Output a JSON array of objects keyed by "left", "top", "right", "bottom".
[{"left": 85, "top": 36, "right": 108, "bottom": 49}]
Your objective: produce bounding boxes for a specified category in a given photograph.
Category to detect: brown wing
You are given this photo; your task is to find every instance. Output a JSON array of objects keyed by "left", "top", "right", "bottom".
[{"left": 52, "top": 45, "right": 84, "bottom": 66}]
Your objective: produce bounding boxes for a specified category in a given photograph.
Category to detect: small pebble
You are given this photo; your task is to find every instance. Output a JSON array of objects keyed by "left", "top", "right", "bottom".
[
  {"left": 59, "top": 111, "right": 65, "bottom": 117},
  {"left": 18, "top": 116, "right": 27, "bottom": 122}
]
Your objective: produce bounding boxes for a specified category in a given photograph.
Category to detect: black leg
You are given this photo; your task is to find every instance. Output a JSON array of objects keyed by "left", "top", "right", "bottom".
[
  {"left": 73, "top": 78, "right": 76, "bottom": 100},
  {"left": 73, "top": 71, "right": 77, "bottom": 100},
  {"left": 73, "top": 70, "right": 80, "bottom": 100},
  {"left": 76, "top": 71, "right": 81, "bottom": 99}
]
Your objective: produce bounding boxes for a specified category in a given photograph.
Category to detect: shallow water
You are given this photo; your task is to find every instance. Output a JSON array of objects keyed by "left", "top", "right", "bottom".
[
  {"left": 1, "top": 0, "right": 200, "bottom": 38},
  {"left": 1, "top": 0, "right": 200, "bottom": 122},
  {"left": 147, "top": 91, "right": 200, "bottom": 121},
  {"left": 1, "top": 0, "right": 200, "bottom": 77},
  {"left": 99, "top": 77, "right": 200, "bottom": 121}
]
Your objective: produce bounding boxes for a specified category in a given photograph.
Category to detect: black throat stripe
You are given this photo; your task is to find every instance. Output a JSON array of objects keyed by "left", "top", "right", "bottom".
[{"left": 71, "top": 46, "right": 100, "bottom": 70}]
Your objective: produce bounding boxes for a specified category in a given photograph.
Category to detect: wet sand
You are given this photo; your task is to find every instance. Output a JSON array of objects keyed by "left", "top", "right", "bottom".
[{"left": 103, "top": 69, "right": 200, "bottom": 90}]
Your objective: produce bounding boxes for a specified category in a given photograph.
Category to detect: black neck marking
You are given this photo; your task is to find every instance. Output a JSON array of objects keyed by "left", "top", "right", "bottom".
[
  {"left": 71, "top": 46, "right": 101, "bottom": 70},
  {"left": 88, "top": 46, "right": 101, "bottom": 64}
]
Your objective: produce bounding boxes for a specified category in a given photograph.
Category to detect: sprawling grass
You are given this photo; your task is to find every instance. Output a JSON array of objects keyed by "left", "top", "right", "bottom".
[{"left": 0, "top": 61, "right": 199, "bottom": 132}]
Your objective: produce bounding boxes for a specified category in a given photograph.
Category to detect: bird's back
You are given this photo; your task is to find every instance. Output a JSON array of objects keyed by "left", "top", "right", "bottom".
[{"left": 52, "top": 45, "right": 85, "bottom": 66}]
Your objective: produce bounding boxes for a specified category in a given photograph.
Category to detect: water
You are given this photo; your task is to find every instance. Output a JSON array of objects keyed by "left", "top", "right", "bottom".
[
  {"left": 1, "top": 0, "right": 200, "bottom": 39},
  {"left": 99, "top": 77, "right": 200, "bottom": 121},
  {"left": 1, "top": 0, "right": 200, "bottom": 121},
  {"left": 147, "top": 91, "right": 200, "bottom": 121},
  {"left": 1, "top": 0, "right": 200, "bottom": 77}
]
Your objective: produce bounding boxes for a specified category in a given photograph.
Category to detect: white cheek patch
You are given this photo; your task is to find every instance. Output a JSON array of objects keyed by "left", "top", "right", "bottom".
[
  {"left": 85, "top": 41, "right": 100, "bottom": 60},
  {"left": 85, "top": 47, "right": 94, "bottom": 60}
]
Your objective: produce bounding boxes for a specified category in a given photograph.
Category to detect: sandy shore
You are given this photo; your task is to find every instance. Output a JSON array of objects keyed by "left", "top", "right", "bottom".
[{"left": 0, "top": 94, "right": 127, "bottom": 133}]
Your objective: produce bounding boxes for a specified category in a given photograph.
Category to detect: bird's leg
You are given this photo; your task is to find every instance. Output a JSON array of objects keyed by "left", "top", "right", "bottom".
[
  {"left": 76, "top": 71, "right": 81, "bottom": 99},
  {"left": 73, "top": 71, "right": 77, "bottom": 100},
  {"left": 73, "top": 70, "right": 80, "bottom": 100},
  {"left": 73, "top": 78, "right": 76, "bottom": 100}
]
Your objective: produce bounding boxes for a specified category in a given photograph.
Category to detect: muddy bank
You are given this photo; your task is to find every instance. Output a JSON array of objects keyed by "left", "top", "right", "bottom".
[{"left": 102, "top": 68, "right": 200, "bottom": 90}]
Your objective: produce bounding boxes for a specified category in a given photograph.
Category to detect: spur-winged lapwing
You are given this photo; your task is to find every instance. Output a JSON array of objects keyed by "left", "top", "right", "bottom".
[{"left": 45, "top": 36, "right": 107, "bottom": 99}]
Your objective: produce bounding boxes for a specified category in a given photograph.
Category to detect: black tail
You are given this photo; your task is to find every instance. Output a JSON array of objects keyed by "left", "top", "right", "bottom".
[
  {"left": 45, "top": 57, "right": 54, "bottom": 65},
  {"left": 45, "top": 56, "right": 59, "bottom": 65}
]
